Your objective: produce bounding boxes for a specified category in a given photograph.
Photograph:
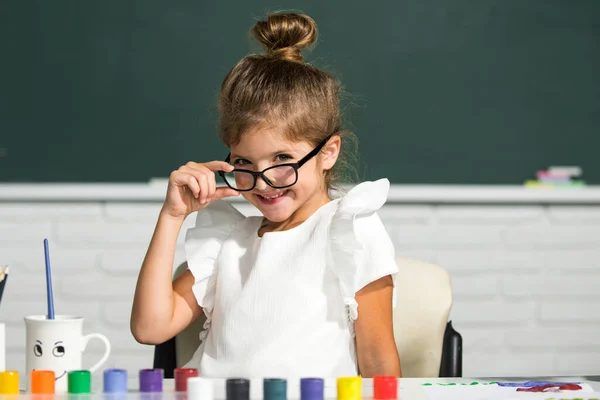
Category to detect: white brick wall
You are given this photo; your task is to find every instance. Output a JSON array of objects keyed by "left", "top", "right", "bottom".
[{"left": 1, "top": 201, "right": 600, "bottom": 379}]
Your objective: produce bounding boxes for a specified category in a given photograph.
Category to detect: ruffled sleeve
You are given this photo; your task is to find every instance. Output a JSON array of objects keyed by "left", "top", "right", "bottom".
[
  {"left": 328, "top": 179, "right": 399, "bottom": 330},
  {"left": 184, "top": 200, "right": 245, "bottom": 317}
]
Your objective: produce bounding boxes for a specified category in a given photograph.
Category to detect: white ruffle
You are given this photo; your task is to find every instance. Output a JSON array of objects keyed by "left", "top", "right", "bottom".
[
  {"left": 328, "top": 179, "right": 391, "bottom": 335},
  {"left": 184, "top": 200, "right": 245, "bottom": 341}
]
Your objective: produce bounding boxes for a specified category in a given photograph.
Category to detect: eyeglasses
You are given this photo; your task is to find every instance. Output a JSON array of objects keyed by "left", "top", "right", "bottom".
[{"left": 218, "top": 135, "right": 332, "bottom": 192}]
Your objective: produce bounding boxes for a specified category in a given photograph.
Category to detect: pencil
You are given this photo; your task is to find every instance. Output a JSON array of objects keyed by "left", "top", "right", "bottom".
[{"left": 0, "top": 265, "right": 9, "bottom": 306}]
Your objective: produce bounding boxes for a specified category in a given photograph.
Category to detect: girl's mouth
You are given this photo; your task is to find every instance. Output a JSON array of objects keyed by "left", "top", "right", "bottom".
[{"left": 256, "top": 190, "right": 288, "bottom": 205}]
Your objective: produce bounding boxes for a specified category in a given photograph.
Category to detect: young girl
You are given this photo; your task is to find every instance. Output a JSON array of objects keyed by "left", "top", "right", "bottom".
[{"left": 131, "top": 12, "right": 402, "bottom": 379}]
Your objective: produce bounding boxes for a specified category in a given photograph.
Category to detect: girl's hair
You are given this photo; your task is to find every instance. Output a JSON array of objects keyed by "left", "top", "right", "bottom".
[{"left": 218, "top": 11, "right": 357, "bottom": 190}]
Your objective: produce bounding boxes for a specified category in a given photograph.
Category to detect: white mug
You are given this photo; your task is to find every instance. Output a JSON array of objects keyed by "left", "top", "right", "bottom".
[{"left": 24, "top": 315, "right": 110, "bottom": 393}]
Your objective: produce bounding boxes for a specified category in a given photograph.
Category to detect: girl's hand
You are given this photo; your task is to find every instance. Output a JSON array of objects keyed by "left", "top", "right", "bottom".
[{"left": 162, "top": 161, "right": 239, "bottom": 219}]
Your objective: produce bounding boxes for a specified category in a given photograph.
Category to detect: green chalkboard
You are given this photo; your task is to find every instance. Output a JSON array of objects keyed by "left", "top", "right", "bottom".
[{"left": 1, "top": 0, "right": 599, "bottom": 184}]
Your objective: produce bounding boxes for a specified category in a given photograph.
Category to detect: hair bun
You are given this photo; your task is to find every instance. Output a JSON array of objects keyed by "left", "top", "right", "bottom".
[{"left": 251, "top": 12, "right": 317, "bottom": 63}]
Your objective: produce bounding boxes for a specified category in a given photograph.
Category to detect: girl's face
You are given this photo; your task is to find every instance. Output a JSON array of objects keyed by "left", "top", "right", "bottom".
[{"left": 229, "top": 126, "right": 340, "bottom": 223}]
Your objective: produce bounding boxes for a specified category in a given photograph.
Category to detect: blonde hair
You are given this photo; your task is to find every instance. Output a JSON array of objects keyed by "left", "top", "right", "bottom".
[{"left": 218, "top": 12, "right": 357, "bottom": 190}]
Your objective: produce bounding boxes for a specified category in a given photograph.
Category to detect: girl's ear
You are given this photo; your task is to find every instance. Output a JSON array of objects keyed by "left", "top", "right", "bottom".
[{"left": 320, "top": 135, "right": 341, "bottom": 171}]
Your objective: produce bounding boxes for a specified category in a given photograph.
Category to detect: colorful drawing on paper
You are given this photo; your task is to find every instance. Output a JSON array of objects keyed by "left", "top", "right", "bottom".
[{"left": 420, "top": 380, "right": 597, "bottom": 400}]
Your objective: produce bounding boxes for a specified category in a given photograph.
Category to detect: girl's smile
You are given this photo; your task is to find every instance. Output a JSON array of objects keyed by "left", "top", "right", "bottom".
[{"left": 255, "top": 189, "right": 289, "bottom": 205}]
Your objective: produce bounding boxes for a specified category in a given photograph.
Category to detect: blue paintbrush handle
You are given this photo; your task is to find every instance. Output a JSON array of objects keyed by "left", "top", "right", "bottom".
[{"left": 44, "top": 238, "right": 55, "bottom": 319}]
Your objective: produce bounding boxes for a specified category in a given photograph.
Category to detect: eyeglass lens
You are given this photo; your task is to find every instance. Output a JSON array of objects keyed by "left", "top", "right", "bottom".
[{"left": 222, "top": 165, "right": 297, "bottom": 190}]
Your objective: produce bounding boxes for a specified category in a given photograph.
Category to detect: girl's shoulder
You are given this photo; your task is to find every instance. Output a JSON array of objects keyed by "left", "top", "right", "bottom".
[
  {"left": 183, "top": 200, "right": 249, "bottom": 315},
  {"left": 190, "top": 200, "right": 247, "bottom": 230},
  {"left": 328, "top": 178, "right": 398, "bottom": 321},
  {"left": 331, "top": 178, "right": 390, "bottom": 217},
  {"left": 308, "top": 178, "right": 391, "bottom": 233},
  {"left": 328, "top": 178, "right": 391, "bottom": 244},
  {"left": 184, "top": 200, "right": 251, "bottom": 265}
]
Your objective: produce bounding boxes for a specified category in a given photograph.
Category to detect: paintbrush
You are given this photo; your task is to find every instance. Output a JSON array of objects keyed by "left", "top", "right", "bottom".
[{"left": 0, "top": 265, "right": 9, "bottom": 307}]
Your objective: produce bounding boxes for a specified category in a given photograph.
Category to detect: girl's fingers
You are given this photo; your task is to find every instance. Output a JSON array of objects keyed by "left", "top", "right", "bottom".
[
  {"left": 198, "top": 173, "right": 209, "bottom": 204},
  {"left": 213, "top": 187, "right": 240, "bottom": 200},
  {"left": 179, "top": 166, "right": 208, "bottom": 195},
  {"left": 174, "top": 162, "right": 236, "bottom": 205},
  {"left": 203, "top": 160, "right": 235, "bottom": 173},
  {"left": 170, "top": 171, "right": 198, "bottom": 196},
  {"left": 185, "top": 174, "right": 201, "bottom": 198},
  {"left": 207, "top": 172, "right": 216, "bottom": 202}
]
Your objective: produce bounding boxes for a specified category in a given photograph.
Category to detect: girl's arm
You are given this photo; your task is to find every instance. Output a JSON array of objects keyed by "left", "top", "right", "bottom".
[
  {"left": 130, "top": 161, "right": 239, "bottom": 345},
  {"left": 130, "top": 211, "right": 202, "bottom": 345},
  {"left": 354, "top": 275, "right": 402, "bottom": 377}
]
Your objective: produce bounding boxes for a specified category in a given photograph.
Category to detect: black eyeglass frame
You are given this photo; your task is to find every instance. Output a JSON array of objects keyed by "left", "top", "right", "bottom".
[{"left": 218, "top": 135, "right": 333, "bottom": 192}]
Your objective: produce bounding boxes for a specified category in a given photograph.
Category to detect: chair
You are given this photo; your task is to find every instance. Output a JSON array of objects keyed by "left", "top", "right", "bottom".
[
  {"left": 154, "top": 258, "right": 462, "bottom": 378},
  {"left": 392, "top": 257, "right": 460, "bottom": 377}
]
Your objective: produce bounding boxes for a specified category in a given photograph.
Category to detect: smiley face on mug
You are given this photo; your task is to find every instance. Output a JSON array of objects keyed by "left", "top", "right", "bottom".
[
  {"left": 25, "top": 315, "right": 111, "bottom": 393},
  {"left": 32, "top": 339, "right": 68, "bottom": 380}
]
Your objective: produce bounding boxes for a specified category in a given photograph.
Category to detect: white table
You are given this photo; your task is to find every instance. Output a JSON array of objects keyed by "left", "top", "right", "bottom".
[
  {"left": 30, "top": 376, "right": 597, "bottom": 399},
  {"left": 154, "top": 376, "right": 600, "bottom": 400}
]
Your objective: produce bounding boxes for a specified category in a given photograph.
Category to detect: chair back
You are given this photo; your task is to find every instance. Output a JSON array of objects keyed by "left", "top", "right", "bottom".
[{"left": 393, "top": 257, "right": 453, "bottom": 377}]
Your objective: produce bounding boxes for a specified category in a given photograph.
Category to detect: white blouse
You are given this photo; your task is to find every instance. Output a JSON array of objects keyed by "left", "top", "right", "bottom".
[{"left": 183, "top": 179, "right": 398, "bottom": 378}]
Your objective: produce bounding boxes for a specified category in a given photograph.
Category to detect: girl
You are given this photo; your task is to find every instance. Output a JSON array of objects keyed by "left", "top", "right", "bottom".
[{"left": 131, "top": 12, "right": 402, "bottom": 378}]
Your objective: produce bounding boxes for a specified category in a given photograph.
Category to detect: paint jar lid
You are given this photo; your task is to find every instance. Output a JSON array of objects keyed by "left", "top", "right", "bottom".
[
  {"left": 31, "top": 370, "right": 55, "bottom": 394},
  {"left": 68, "top": 370, "right": 91, "bottom": 394},
  {"left": 104, "top": 369, "right": 128, "bottom": 393},
  {"left": 0, "top": 371, "right": 20, "bottom": 394},
  {"left": 300, "top": 378, "right": 325, "bottom": 400},
  {"left": 226, "top": 378, "right": 250, "bottom": 400},
  {"left": 139, "top": 368, "right": 163, "bottom": 392},
  {"left": 373, "top": 376, "right": 397, "bottom": 399},
  {"left": 188, "top": 377, "right": 213, "bottom": 400},
  {"left": 264, "top": 378, "right": 287, "bottom": 400},
  {"left": 337, "top": 377, "right": 362, "bottom": 400},
  {"left": 174, "top": 367, "right": 199, "bottom": 392},
  {"left": 300, "top": 378, "right": 324, "bottom": 400}
]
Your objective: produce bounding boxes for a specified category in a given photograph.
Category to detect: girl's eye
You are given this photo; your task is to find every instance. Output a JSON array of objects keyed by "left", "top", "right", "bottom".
[
  {"left": 233, "top": 159, "right": 250, "bottom": 166},
  {"left": 275, "top": 154, "right": 292, "bottom": 162}
]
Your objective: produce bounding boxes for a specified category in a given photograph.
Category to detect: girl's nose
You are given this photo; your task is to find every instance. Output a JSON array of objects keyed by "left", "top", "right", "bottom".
[{"left": 254, "top": 176, "right": 269, "bottom": 191}]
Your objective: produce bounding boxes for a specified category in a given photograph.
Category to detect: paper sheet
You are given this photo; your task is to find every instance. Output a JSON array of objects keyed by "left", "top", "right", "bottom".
[{"left": 421, "top": 382, "right": 597, "bottom": 400}]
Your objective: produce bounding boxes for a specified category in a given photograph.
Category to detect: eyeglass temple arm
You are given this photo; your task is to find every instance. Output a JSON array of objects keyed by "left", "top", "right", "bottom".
[{"left": 297, "top": 135, "right": 333, "bottom": 168}]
